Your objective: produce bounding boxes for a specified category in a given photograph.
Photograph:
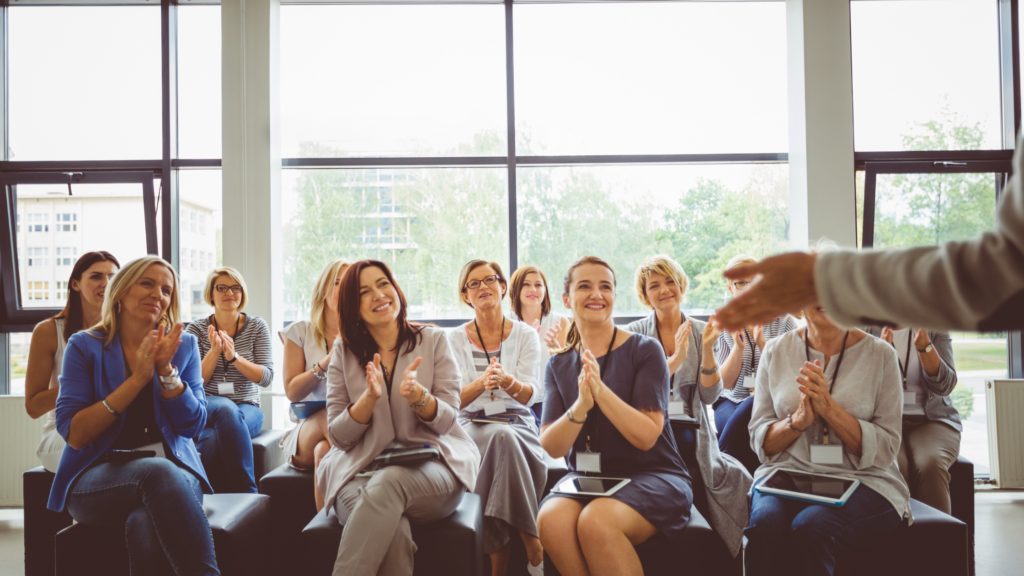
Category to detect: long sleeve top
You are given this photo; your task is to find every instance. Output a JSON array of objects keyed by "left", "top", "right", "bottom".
[
  {"left": 185, "top": 315, "right": 274, "bottom": 406},
  {"left": 447, "top": 319, "right": 544, "bottom": 413}
]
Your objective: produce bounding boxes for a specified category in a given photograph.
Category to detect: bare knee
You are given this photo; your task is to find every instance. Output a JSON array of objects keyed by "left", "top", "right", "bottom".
[
  {"left": 313, "top": 440, "right": 331, "bottom": 468},
  {"left": 576, "top": 505, "right": 616, "bottom": 550},
  {"left": 538, "top": 502, "right": 580, "bottom": 550}
]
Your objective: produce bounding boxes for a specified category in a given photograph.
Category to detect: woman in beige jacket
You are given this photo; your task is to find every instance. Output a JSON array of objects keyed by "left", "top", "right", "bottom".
[{"left": 317, "top": 259, "right": 480, "bottom": 576}]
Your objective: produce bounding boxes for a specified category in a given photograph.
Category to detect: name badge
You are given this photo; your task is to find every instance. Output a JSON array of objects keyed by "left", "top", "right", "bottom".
[
  {"left": 483, "top": 399, "right": 507, "bottom": 417},
  {"left": 136, "top": 441, "right": 167, "bottom": 459},
  {"left": 576, "top": 452, "right": 602, "bottom": 473},
  {"left": 904, "top": 391, "right": 918, "bottom": 405},
  {"left": 810, "top": 444, "right": 844, "bottom": 465},
  {"left": 668, "top": 401, "right": 686, "bottom": 416},
  {"left": 742, "top": 375, "right": 755, "bottom": 391},
  {"left": 217, "top": 382, "right": 235, "bottom": 396}
]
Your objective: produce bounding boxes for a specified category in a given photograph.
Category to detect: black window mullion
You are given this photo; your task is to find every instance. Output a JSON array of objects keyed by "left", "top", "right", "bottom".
[
  {"left": 505, "top": 0, "right": 518, "bottom": 273},
  {"left": 162, "top": 0, "right": 179, "bottom": 269}
]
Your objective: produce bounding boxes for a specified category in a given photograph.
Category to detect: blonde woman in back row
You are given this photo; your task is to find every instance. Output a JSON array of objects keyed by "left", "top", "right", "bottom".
[{"left": 280, "top": 258, "right": 351, "bottom": 511}]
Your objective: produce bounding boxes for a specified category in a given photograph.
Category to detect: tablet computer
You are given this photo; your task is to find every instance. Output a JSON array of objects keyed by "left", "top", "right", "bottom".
[
  {"left": 755, "top": 468, "right": 861, "bottom": 507},
  {"left": 468, "top": 416, "right": 516, "bottom": 425},
  {"left": 550, "top": 476, "right": 631, "bottom": 497},
  {"left": 291, "top": 400, "right": 326, "bottom": 420}
]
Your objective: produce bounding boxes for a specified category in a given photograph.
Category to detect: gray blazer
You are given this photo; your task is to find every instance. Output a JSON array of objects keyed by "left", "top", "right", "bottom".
[
  {"left": 317, "top": 326, "right": 481, "bottom": 513},
  {"left": 863, "top": 328, "right": 962, "bottom": 432},
  {"left": 626, "top": 312, "right": 752, "bottom": 557}
]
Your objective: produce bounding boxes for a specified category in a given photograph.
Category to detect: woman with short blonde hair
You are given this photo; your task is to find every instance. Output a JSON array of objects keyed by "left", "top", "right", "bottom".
[
  {"left": 280, "top": 258, "right": 351, "bottom": 511},
  {"left": 48, "top": 256, "right": 218, "bottom": 574},
  {"left": 185, "top": 266, "right": 274, "bottom": 493}
]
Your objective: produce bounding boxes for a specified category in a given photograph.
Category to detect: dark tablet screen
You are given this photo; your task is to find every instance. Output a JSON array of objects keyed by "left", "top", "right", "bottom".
[{"left": 763, "top": 470, "right": 855, "bottom": 498}]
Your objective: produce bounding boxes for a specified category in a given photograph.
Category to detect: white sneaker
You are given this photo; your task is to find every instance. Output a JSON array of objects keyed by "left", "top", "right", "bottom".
[{"left": 527, "top": 560, "right": 544, "bottom": 576}]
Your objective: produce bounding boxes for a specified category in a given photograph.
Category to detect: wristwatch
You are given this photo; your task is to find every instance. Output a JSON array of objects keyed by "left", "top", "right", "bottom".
[
  {"left": 917, "top": 344, "right": 934, "bottom": 354},
  {"left": 159, "top": 365, "right": 182, "bottom": 391}
]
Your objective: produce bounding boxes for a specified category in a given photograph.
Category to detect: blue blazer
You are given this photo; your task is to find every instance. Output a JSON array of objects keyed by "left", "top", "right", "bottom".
[{"left": 47, "top": 330, "right": 211, "bottom": 512}]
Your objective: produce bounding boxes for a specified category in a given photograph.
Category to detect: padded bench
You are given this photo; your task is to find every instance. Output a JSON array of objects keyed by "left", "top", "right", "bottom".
[
  {"left": 23, "top": 467, "right": 73, "bottom": 576},
  {"left": 258, "top": 464, "right": 317, "bottom": 574},
  {"left": 54, "top": 493, "right": 271, "bottom": 576},
  {"left": 251, "top": 428, "right": 287, "bottom": 484},
  {"left": 948, "top": 456, "right": 975, "bottom": 575},
  {"left": 301, "top": 491, "right": 483, "bottom": 576}
]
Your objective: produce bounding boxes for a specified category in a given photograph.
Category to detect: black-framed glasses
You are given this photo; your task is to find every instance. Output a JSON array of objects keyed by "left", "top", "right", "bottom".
[
  {"left": 731, "top": 281, "right": 750, "bottom": 289},
  {"left": 214, "top": 284, "right": 243, "bottom": 294},
  {"left": 464, "top": 275, "right": 500, "bottom": 291}
]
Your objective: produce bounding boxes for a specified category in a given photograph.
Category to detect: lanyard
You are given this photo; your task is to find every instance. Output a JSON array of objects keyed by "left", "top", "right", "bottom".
[
  {"left": 743, "top": 327, "right": 759, "bottom": 379},
  {"left": 894, "top": 332, "right": 912, "bottom": 390},
  {"left": 379, "top": 353, "right": 399, "bottom": 399},
  {"left": 803, "top": 328, "right": 850, "bottom": 445},
  {"left": 578, "top": 327, "right": 617, "bottom": 453},
  {"left": 212, "top": 314, "right": 242, "bottom": 383},
  {"left": 654, "top": 313, "right": 683, "bottom": 389},
  {"left": 474, "top": 316, "right": 505, "bottom": 401}
]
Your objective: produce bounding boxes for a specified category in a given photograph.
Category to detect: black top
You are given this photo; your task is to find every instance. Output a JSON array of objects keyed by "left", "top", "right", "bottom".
[{"left": 110, "top": 382, "right": 162, "bottom": 450}]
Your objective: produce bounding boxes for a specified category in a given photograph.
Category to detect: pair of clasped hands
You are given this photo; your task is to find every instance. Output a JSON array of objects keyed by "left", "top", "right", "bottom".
[
  {"left": 206, "top": 324, "right": 238, "bottom": 363},
  {"left": 573, "top": 350, "right": 608, "bottom": 414},
  {"left": 131, "top": 322, "right": 184, "bottom": 386},
  {"left": 363, "top": 354, "right": 426, "bottom": 406},
  {"left": 790, "top": 358, "right": 835, "bottom": 432}
]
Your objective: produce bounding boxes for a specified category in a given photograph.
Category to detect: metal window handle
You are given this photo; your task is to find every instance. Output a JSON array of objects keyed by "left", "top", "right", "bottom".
[
  {"left": 933, "top": 161, "right": 968, "bottom": 167},
  {"left": 62, "top": 172, "right": 83, "bottom": 196}
]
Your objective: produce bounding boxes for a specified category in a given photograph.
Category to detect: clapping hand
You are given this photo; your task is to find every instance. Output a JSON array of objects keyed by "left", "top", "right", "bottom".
[
  {"left": 667, "top": 320, "right": 692, "bottom": 373},
  {"left": 399, "top": 357, "right": 425, "bottom": 401},
  {"left": 791, "top": 392, "right": 815, "bottom": 431},
  {"left": 880, "top": 327, "right": 895, "bottom": 346},
  {"left": 913, "top": 329, "right": 931, "bottom": 350},
  {"left": 219, "top": 331, "right": 236, "bottom": 362},
  {"left": 364, "top": 354, "right": 384, "bottom": 400},
  {"left": 797, "top": 360, "right": 834, "bottom": 416},
  {"left": 544, "top": 325, "right": 562, "bottom": 350},
  {"left": 207, "top": 324, "right": 223, "bottom": 356},
  {"left": 490, "top": 360, "right": 514, "bottom": 391},
  {"left": 703, "top": 314, "right": 723, "bottom": 350},
  {"left": 580, "top": 350, "right": 604, "bottom": 402},
  {"left": 152, "top": 323, "right": 183, "bottom": 377}
]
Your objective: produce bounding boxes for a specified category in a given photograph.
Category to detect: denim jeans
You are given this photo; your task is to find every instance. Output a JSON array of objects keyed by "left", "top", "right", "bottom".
[
  {"left": 66, "top": 457, "right": 219, "bottom": 576},
  {"left": 196, "top": 395, "right": 264, "bottom": 494},
  {"left": 672, "top": 426, "right": 708, "bottom": 518},
  {"left": 714, "top": 396, "right": 761, "bottom": 475},
  {"left": 744, "top": 482, "right": 902, "bottom": 576}
]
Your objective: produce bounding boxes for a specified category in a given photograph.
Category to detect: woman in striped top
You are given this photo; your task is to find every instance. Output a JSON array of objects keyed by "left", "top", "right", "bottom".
[
  {"left": 713, "top": 254, "right": 797, "bottom": 474},
  {"left": 185, "top": 266, "right": 274, "bottom": 494},
  {"left": 448, "top": 260, "right": 547, "bottom": 576}
]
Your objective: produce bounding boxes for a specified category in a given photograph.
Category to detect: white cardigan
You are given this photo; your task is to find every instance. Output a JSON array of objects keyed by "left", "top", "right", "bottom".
[{"left": 447, "top": 319, "right": 544, "bottom": 412}]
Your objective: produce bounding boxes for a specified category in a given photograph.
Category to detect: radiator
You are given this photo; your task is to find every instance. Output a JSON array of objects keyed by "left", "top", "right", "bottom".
[
  {"left": 0, "top": 396, "right": 44, "bottom": 506},
  {"left": 986, "top": 379, "right": 1024, "bottom": 489}
]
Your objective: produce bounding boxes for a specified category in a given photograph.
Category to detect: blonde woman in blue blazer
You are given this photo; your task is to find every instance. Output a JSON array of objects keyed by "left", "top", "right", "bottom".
[{"left": 47, "top": 256, "right": 218, "bottom": 576}]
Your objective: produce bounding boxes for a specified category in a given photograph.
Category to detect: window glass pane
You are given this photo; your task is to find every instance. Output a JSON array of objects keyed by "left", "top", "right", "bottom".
[
  {"left": 516, "top": 164, "right": 790, "bottom": 316},
  {"left": 179, "top": 170, "right": 223, "bottom": 322},
  {"left": 11, "top": 333, "right": 32, "bottom": 396},
  {"left": 280, "top": 5, "right": 506, "bottom": 158},
  {"left": 871, "top": 170, "right": 1003, "bottom": 473},
  {"left": 178, "top": 6, "right": 222, "bottom": 159},
  {"left": 514, "top": 2, "right": 787, "bottom": 156},
  {"left": 8, "top": 7, "right": 161, "bottom": 161},
  {"left": 851, "top": 0, "right": 1001, "bottom": 151},
  {"left": 15, "top": 183, "right": 152, "bottom": 309},
  {"left": 283, "top": 168, "right": 509, "bottom": 321}
]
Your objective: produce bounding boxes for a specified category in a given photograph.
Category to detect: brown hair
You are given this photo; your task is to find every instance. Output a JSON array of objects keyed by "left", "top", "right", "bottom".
[
  {"left": 54, "top": 251, "right": 121, "bottom": 341},
  {"left": 509, "top": 265, "right": 552, "bottom": 321},
  {"left": 338, "top": 260, "right": 424, "bottom": 366},
  {"left": 457, "top": 260, "right": 507, "bottom": 308},
  {"left": 554, "top": 255, "right": 616, "bottom": 355}
]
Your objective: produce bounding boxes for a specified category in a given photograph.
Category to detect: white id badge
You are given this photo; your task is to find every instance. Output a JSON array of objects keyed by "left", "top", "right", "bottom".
[
  {"left": 217, "top": 382, "right": 235, "bottom": 396},
  {"left": 136, "top": 442, "right": 167, "bottom": 459},
  {"left": 742, "top": 376, "right": 755, "bottom": 391},
  {"left": 483, "top": 400, "right": 507, "bottom": 417},
  {"left": 576, "top": 452, "right": 602, "bottom": 473},
  {"left": 903, "top": 391, "right": 917, "bottom": 404},
  {"left": 810, "top": 444, "right": 844, "bottom": 465},
  {"left": 668, "top": 401, "right": 686, "bottom": 416}
]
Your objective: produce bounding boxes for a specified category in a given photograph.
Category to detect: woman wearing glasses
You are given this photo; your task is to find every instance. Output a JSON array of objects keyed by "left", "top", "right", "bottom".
[
  {"left": 713, "top": 254, "right": 797, "bottom": 475},
  {"left": 448, "top": 260, "right": 547, "bottom": 576},
  {"left": 185, "top": 267, "right": 274, "bottom": 493}
]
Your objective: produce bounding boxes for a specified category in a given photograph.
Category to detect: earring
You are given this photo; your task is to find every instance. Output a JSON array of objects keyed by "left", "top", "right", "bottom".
[{"left": 115, "top": 302, "right": 121, "bottom": 313}]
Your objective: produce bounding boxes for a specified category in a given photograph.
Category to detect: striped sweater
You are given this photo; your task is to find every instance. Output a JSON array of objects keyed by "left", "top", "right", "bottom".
[
  {"left": 185, "top": 315, "right": 274, "bottom": 406},
  {"left": 714, "top": 314, "right": 797, "bottom": 404}
]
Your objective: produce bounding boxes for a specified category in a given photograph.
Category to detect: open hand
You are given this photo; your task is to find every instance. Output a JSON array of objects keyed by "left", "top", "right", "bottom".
[
  {"left": 880, "top": 327, "right": 895, "bottom": 346},
  {"left": 717, "top": 252, "right": 818, "bottom": 331},
  {"left": 219, "top": 330, "right": 236, "bottom": 362},
  {"left": 399, "top": 357, "right": 424, "bottom": 400},
  {"left": 207, "top": 324, "right": 223, "bottom": 356},
  {"left": 667, "top": 320, "right": 692, "bottom": 373},
  {"left": 364, "top": 354, "right": 384, "bottom": 400},
  {"left": 152, "top": 323, "right": 183, "bottom": 377},
  {"left": 544, "top": 325, "right": 561, "bottom": 350}
]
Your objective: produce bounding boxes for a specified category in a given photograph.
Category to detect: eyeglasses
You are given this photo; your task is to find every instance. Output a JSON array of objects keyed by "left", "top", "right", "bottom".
[
  {"left": 214, "top": 284, "right": 243, "bottom": 294},
  {"left": 732, "top": 281, "right": 751, "bottom": 289},
  {"left": 464, "top": 275, "right": 500, "bottom": 291}
]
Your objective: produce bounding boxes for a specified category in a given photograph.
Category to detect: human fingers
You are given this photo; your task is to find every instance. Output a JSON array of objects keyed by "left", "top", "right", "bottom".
[
  {"left": 373, "top": 353, "right": 382, "bottom": 372},
  {"left": 404, "top": 357, "right": 424, "bottom": 377}
]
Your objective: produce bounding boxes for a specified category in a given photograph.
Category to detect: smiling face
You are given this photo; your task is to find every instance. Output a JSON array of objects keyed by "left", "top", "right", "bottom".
[
  {"left": 644, "top": 271, "right": 682, "bottom": 314},
  {"left": 358, "top": 265, "right": 401, "bottom": 329},
  {"left": 120, "top": 263, "right": 174, "bottom": 327},
  {"left": 519, "top": 272, "right": 546, "bottom": 310},
  {"left": 563, "top": 263, "right": 616, "bottom": 324},
  {"left": 463, "top": 264, "right": 505, "bottom": 311},
  {"left": 71, "top": 260, "right": 118, "bottom": 310},
  {"left": 211, "top": 273, "right": 242, "bottom": 313}
]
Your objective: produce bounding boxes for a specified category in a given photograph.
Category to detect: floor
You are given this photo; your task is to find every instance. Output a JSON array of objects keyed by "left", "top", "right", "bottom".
[{"left": 1, "top": 492, "right": 1023, "bottom": 575}]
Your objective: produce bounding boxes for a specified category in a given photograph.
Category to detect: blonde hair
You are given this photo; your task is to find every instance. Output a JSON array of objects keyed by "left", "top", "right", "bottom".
[
  {"left": 95, "top": 256, "right": 180, "bottom": 345},
  {"left": 634, "top": 254, "right": 689, "bottom": 309},
  {"left": 458, "top": 260, "right": 507, "bottom": 308},
  {"left": 203, "top": 266, "right": 249, "bottom": 310},
  {"left": 310, "top": 259, "right": 352, "bottom": 346},
  {"left": 725, "top": 254, "right": 758, "bottom": 272}
]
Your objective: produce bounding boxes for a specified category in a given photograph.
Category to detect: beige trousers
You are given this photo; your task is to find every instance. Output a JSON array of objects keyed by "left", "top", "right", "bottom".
[
  {"left": 897, "top": 416, "right": 961, "bottom": 514},
  {"left": 332, "top": 460, "right": 464, "bottom": 576}
]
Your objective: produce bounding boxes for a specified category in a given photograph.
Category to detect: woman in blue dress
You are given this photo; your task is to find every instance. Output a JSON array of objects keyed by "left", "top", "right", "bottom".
[{"left": 537, "top": 256, "right": 692, "bottom": 576}]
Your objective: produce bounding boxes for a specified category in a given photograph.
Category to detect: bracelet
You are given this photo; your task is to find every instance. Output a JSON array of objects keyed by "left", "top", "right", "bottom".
[
  {"left": 566, "top": 409, "right": 586, "bottom": 425},
  {"left": 786, "top": 415, "right": 805, "bottom": 433},
  {"left": 102, "top": 399, "right": 118, "bottom": 416},
  {"left": 700, "top": 364, "right": 719, "bottom": 376},
  {"left": 411, "top": 387, "right": 431, "bottom": 409},
  {"left": 310, "top": 366, "right": 325, "bottom": 381}
]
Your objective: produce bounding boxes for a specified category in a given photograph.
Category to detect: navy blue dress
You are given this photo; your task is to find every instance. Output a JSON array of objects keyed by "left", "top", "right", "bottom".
[{"left": 541, "top": 333, "right": 693, "bottom": 540}]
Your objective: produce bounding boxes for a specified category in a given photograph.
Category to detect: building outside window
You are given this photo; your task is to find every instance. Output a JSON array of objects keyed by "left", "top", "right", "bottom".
[
  {"left": 56, "top": 213, "right": 77, "bottom": 232},
  {"left": 56, "top": 247, "right": 77, "bottom": 266}
]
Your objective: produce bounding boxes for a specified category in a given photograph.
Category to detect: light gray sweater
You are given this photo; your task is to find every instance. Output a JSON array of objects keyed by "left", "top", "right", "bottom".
[{"left": 749, "top": 330, "right": 912, "bottom": 522}]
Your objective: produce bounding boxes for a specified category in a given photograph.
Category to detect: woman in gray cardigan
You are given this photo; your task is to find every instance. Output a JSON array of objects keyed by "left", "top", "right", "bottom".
[
  {"left": 866, "top": 326, "right": 961, "bottom": 514},
  {"left": 318, "top": 260, "right": 481, "bottom": 576},
  {"left": 625, "top": 254, "right": 752, "bottom": 558}
]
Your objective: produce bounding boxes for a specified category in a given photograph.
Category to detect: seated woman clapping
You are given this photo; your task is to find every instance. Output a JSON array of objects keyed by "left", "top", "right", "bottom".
[
  {"left": 448, "top": 260, "right": 547, "bottom": 576},
  {"left": 744, "top": 301, "right": 910, "bottom": 576},
  {"left": 537, "top": 256, "right": 692, "bottom": 576},
  {"left": 317, "top": 260, "right": 480, "bottom": 576},
  {"left": 47, "top": 256, "right": 218, "bottom": 575}
]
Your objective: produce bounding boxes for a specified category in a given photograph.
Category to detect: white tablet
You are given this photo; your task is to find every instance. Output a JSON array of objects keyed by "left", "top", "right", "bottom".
[
  {"left": 755, "top": 468, "right": 861, "bottom": 507},
  {"left": 551, "top": 475, "right": 631, "bottom": 497}
]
